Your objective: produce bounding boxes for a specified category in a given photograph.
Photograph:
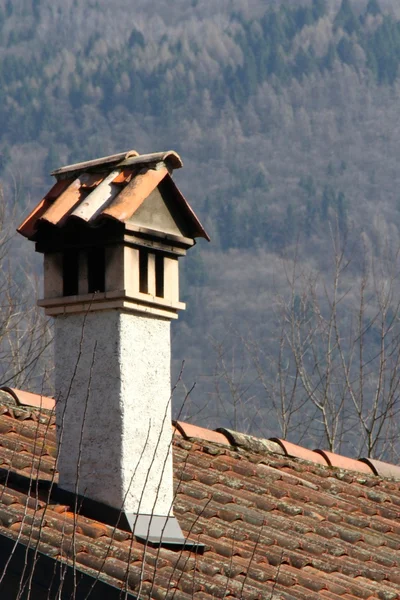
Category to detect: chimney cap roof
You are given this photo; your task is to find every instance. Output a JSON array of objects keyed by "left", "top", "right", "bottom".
[
  {"left": 18, "top": 149, "right": 209, "bottom": 242},
  {"left": 50, "top": 150, "right": 183, "bottom": 179}
]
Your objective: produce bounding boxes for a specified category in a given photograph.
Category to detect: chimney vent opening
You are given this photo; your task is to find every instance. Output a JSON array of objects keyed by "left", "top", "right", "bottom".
[
  {"left": 63, "top": 251, "right": 79, "bottom": 296},
  {"left": 139, "top": 248, "right": 148, "bottom": 294},
  {"left": 88, "top": 247, "right": 105, "bottom": 294},
  {"left": 155, "top": 254, "right": 164, "bottom": 298}
]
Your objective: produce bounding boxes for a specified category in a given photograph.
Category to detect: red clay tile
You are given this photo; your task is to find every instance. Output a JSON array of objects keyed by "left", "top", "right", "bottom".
[
  {"left": 102, "top": 167, "right": 168, "bottom": 222},
  {"left": 39, "top": 175, "right": 89, "bottom": 226},
  {"left": 51, "top": 149, "right": 139, "bottom": 177},
  {"left": 359, "top": 457, "right": 400, "bottom": 480},
  {"left": 112, "top": 168, "right": 134, "bottom": 183},
  {"left": 313, "top": 450, "right": 374, "bottom": 474},
  {"left": 174, "top": 421, "right": 230, "bottom": 445},
  {"left": 319, "top": 592, "right": 350, "bottom": 600},
  {"left": 271, "top": 439, "right": 328, "bottom": 465},
  {"left": 17, "top": 178, "right": 73, "bottom": 238},
  {"left": 1, "top": 387, "right": 55, "bottom": 411},
  {"left": 1, "top": 401, "right": 400, "bottom": 599},
  {"left": 19, "top": 150, "right": 209, "bottom": 242},
  {"left": 217, "top": 429, "right": 284, "bottom": 454}
]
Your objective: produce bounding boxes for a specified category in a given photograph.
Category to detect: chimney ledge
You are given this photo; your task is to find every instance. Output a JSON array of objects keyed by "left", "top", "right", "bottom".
[
  {"left": 124, "top": 224, "right": 195, "bottom": 248},
  {"left": 38, "top": 289, "right": 185, "bottom": 309}
]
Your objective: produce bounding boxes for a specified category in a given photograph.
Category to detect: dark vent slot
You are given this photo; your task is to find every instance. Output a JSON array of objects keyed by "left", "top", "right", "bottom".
[
  {"left": 155, "top": 254, "right": 164, "bottom": 298},
  {"left": 139, "top": 249, "right": 148, "bottom": 294},
  {"left": 88, "top": 247, "right": 105, "bottom": 293},
  {"left": 63, "top": 251, "right": 79, "bottom": 296}
]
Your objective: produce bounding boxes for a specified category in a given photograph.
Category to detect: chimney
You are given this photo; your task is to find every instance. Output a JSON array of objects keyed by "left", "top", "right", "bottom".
[{"left": 18, "top": 150, "right": 209, "bottom": 546}]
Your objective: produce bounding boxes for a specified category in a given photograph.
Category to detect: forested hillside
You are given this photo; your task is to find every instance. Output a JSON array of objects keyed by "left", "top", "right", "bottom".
[{"left": 2, "top": 0, "right": 400, "bottom": 457}]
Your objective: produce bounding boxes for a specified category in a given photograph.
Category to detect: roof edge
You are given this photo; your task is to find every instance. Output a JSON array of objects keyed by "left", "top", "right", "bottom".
[
  {"left": 176, "top": 421, "right": 400, "bottom": 480},
  {"left": 0, "top": 387, "right": 55, "bottom": 411},
  {"left": 118, "top": 151, "right": 183, "bottom": 170},
  {"left": 50, "top": 150, "right": 183, "bottom": 179}
]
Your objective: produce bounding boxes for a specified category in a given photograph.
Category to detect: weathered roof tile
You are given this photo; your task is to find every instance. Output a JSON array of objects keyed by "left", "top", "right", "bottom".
[
  {"left": 0, "top": 393, "right": 400, "bottom": 597},
  {"left": 360, "top": 458, "right": 400, "bottom": 480},
  {"left": 17, "top": 149, "right": 209, "bottom": 241}
]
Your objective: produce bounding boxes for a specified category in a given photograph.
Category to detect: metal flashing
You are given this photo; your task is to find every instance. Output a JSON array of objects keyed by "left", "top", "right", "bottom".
[
  {"left": 127, "top": 514, "right": 205, "bottom": 552},
  {"left": 52, "top": 486, "right": 203, "bottom": 552}
]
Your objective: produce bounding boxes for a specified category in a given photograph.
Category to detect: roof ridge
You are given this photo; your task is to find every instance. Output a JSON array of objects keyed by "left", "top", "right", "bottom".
[
  {"left": 1, "top": 390, "right": 398, "bottom": 481},
  {"left": 0, "top": 387, "right": 55, "bottom": 412},
  {"left": 50, "top": 149, "right": 139, "bottom": 176},
  {"left": 174, "top": 420, "right": 400, "bottom": 481},
  {"left": 50, "top": 149, "right": 182, "bottom": 178}
]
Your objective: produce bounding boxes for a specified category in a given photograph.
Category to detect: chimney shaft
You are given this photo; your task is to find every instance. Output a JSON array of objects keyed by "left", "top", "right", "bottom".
[{"left": 55, "top": 310, "right": 173, "bottom": 517}]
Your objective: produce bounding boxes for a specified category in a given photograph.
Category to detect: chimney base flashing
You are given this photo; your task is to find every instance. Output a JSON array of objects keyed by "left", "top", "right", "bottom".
[
  {"left": 53, "top": 486, "right": 204, "bottom": 553},
  {"left": 128, "top": 513, "right": 205, "bottom": 552}
]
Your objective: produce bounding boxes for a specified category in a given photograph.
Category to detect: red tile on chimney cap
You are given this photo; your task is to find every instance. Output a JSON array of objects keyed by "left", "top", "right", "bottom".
[
  {"left": 314, "top": 450, "right": 374, "bottom": 474},
  {"left": 270, "top": 438, "right": 329, "bottom": 465},
  {"left": 174, "top": 421, "right": 230, "bottom": 446},
  {"left": 1, "top": 387, "right": 55, "bottom": 411},
  {"left": 359, "top": 458, "right": 400, "bottom": 480}
]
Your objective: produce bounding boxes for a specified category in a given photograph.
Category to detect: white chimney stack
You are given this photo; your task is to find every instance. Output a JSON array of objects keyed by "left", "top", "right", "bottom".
[{"left": 18, "top": 150, "right": 209, "bottom": 544}]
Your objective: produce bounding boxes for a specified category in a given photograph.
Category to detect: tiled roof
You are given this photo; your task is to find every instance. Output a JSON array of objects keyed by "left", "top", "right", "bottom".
[
  {"left": 1, "top": 390, "right": 400, "bottom": 599},
  {"left": 17, "top": 149, "right": 209, "bottom": 241}
]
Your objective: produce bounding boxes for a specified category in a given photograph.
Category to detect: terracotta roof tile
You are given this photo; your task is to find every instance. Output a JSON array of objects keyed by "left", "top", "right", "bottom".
[
  {"left": 18, "top": 149, "right": 209, "bottom": 241},
  {"left": 271, "top": 438, "right": 330, "bottom": 465},
  {"left": 0, "top": 396, "right": 400, "bottom": 598},
  {"left": 360, "top": 457, "right": 400, "bottom": 480},
  {"left": 0, "top": 387, "right": 55, "bottom": 411},
  {"left": 217, "top": 428, "right": 284, "bottom": 454},
  {"left": 16, "top": 178, "right": 73, "bottom": 238},
  {"left": 40, "top": 174, "right": 91, "bottom": 226},
  {"left": 314, "top": 450, "right": 375, "bottom": 474},
  {"left": 174, "top": 421, "right": 230, "bottom": 445}
]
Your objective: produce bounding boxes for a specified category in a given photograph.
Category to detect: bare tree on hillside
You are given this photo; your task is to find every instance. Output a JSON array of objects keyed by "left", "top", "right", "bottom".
[
  {"left": 211, "top": 232, "right": 400, "bottom": 461},
  {"left": 0, "top": 184, "right": 52, "bottom": 393}
]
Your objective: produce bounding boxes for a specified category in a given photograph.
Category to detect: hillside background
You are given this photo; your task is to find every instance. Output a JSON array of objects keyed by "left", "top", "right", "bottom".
[{"left": 2, "top": 0, "right": 400, "bottom": 456}]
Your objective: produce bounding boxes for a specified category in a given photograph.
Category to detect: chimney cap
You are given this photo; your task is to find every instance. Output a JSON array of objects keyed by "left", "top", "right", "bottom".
[
  {"left": 50, "top": 149, "right": 139, "bottom": 177},
  {"left": 50, "top": 150, "right": 183, "bottom": 179},
  {"left": 17, "top": 149, "right": 209, "bottom": 242}
]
